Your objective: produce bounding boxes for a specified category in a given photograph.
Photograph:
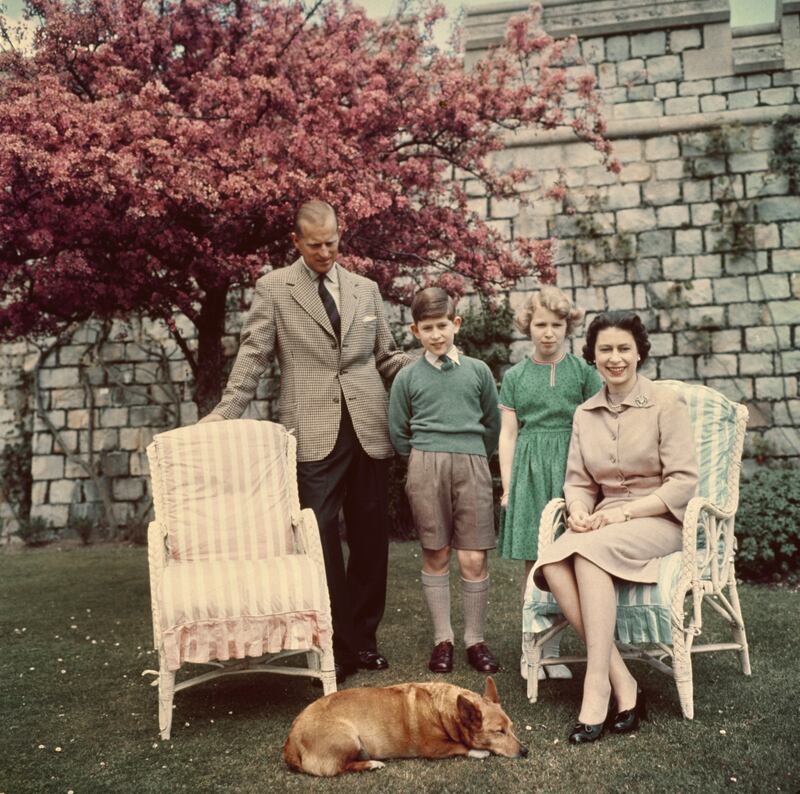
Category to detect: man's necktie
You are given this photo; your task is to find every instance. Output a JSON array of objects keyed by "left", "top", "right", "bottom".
[
  {"left": 438, "top": 354, "right": 454, "bottom": 371},
  {"left": 318, "top": 274, "right": 340, "bottom": 339}
]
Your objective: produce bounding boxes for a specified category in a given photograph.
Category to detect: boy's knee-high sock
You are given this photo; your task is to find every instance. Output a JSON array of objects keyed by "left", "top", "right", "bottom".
[
  {"left": 461, "top": 575, "right": 489, "bottom": 648},
  {"left": 422, "top": 571, "right": 454, "bottom": 644}
]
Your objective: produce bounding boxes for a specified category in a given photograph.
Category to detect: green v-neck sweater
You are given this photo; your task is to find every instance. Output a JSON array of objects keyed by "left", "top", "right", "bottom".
[{"left": 388, "top": 354, "right": 500, "bottom": 458}]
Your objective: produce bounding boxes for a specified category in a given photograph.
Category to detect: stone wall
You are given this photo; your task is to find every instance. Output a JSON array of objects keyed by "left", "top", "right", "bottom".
[{"left": 1, "top": 0, "right": 798, "bottom": 539}]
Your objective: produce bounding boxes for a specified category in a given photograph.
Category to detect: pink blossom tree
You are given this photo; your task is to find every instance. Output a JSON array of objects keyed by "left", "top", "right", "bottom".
[{"left": 0, "top": 0, "right": 617, "bottom": 414}]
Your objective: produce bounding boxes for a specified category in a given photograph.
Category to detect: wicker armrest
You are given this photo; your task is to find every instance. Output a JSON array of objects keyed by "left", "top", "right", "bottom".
[{"left": 537, "top": 498, "right": 566, "bottom": 556}]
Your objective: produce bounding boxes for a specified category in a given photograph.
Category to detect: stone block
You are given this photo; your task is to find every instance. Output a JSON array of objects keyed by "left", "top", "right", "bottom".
[
  {"left": 709, "top": 377, "right": 752, "bottom": 400},
  {"left": 682, "top": 181, "right": 711, "bottom": 203},
  {"left": 729, "top": 152, "right": 769, "bottom": 174},
  {"left": 692, "top": 156, "right": 726, "bottom": 178},
  {"left": 670, "top": 28, "right": 701, "bottom": 53},
  {"left": 602, "top": 86, "right": 628, "bottom": 105},
  {"left": 130, "top": 404, "right": 169, "bottom": 427},
  {"left": 598, "top": 62, "right": 617, "bottom": 88},
  {"left": 613, "top": 101, "right": 662, "bottom": 120},
  {"left": 728, "top": 90, "right": 759, "bottom": 110},
  {"left": 676, "top": 330, "right": 712, "bottom": 355},
  {"left": 64, "top": 459, "right": 90, "bottom": 479},
  {"left": 758, "top": 196, "right": 800, "bottom": 223},
  {"left": 688, "top": 306, "right": 724, "bottom": 328},
  {"left": 756, "top": 377, "right": 795, "bottom": 400},
  {"left": 58, "top": 345, "right": 87, "bottom": 366},
  {"left": 665, "top": 96, "right": 699, "bottom": 115},
  {"left": 92, "top": 429, "right": 119, "bottom": 452},
  {"left": 764, "top": 426, "right": 800, "bottom": 456},
  {"left": 774, "top": 399, "right": 800, "bottom": 426},
  {"left": 606, "top": 35, "right": 630, "bottom": 62},
  {"left": 49, "top": 479, "right": 79, "bottom": 505},
  {"left": 50, "top": 388, "right": 85, "bottom": 410},
  {"left": 748, "top": 274, "right": 790, "bottom": 301},
  {"left": 100, "top": 342, "right": 126, "bottom": 362},
  {"left": 646, "top": 55, "right": 682, "bottom": 83},
  {"left": 674, "top": 229, "right": 702, "bottom": 255},
  {"left": 694, "top": 254, "right": 722, "bottom": 278},
  {"left": 793, "top": 273, "right": 800, "bottom": 299},
  {"left": 490, "top": 197, "right": 520, "bottom": 218},
  {"left": 581, "top": 37, "right": 605, "bottom": 64},
  {"left": 711, "top": 175, "right": 744, "bottom": 200},
  {"left": 782, "top": 222, "right": 800, "bottom": 247},
  {"left": 631, "top": 31, "right": 666, "bottom": 57},
  {"left": 745, "top": 74, "right": 771, "bottom": 89},
  {"left": 628, "top": 258, "right": 661, "bottom": 282},
  {"left": 617, "top": 208, "right": 656, "bottom": 233},
  {"left": 100, "top": 451, "right": 129, "bottom": 477},
  {"left": 618, "top": 163, "right": 651, "bottom": 182},
  {"left": 112, "top": 478, "right": 145, "bottom": 502},
  {"left": 713, "top": 277, "right": 748, "bottom": 303},
  {"left": 33, "top": 432, "right": 52, "bottom": 455},
  {"left": 662, "top": 256, "right": 693, "bottom": 280},
  {"left": 760, "top": 87, "right": 795, "bottom": 105},
  {"left": 180, "top": 402, "right": 199, "bottom": 425},
  {"left": 644, "top": 181, "right": 680, "bottom": 205},
  {"left": 715, "top": 76, "right": 746, "bottom": 92},
  {"left": 690, "top": 202, "right": 718, "bottom": 226},
  {"left": 745, "top": 325, "right": 791, "bottom": 351},
  {"left": 574, "top": 287, "right": 604, "bottom": 312},
  {"left": 779, "top": 350, "right": 800, "bottom": 375},
  {"left": 657, "top": 205, "right": 690, "bottom": 228},
  {"left": 31, "top": 454, "right": 64, "bottom": 480},
  {"left": 685, "top": 280, "right": 713, "bottom": 306},
  {"left": 648, "top": 333, "right": 674, "bottom": 357},
  {"left": 129, "top": 451, "right": 151, "bottom": 477},
  {"left": 725, "top": 250, "right": 769, "bottom": 275},
  {"left": 606, "top": 284, "right": 634, "bottom": 310},
  {"left": 52, "top": 430, "right": 77, "bottom": 456},
  {"left": 639, "top": 230, "right": 675, "bottom": 257},
  {"left": 697, "top": 355, "right": 737, "bottom": 378},
  {"left": 679, "top": 79, "right": 713, "bottom": 95},
  {"left": 739, "top": 352, "right": 773, "bottom": 375},
  {"left": 655, "top": 159, "right": 685, "bottom": 180},
  {"left": 659, "top": 356, "right": 696, "bottom": 379},
  {"left": 124, "top": 343, "right": 151, "bottom": 363},
  {"left": 67, "top": 409, "right": 90, "bottom": 429},
  {"left": 605, "top": 183, "right": 641, "bottom": 209},
  {"left": 619, "top": 58, "right": 646, "bottom": 85},
  {"left": 746, "top": 171, "right": 789, "bottom": 197},
  {"left": 655, "top": 81, "right": 678, "bottom": 98},
  {"left": 725, "top": 301, "right": 767, "bottom": 326},
  {"left": 634, "top": 284, "right": 649, "bottom": 309},
  {"left": 773, "top": 249, "right": 799, "bottom": 273},
  {"left": 31, "top": 481, "right": 48, "bottom": 506},
  {"left": 588, "top": 261, "right": 626, "bottom": 285},
  {"left": 700, "top": 94, "right": 727, "bottom": 112},
  {"left": 100, "top": 407, "right": 128, "bottom": 428},
  {"left": 38, "top": 367, "right": 81, "bottom": 389},
  {"left": 628, "top": 84, "right": 656, "bottom": 101},
  {"left": 767, "top": 299, "right": 800, "bottom": 324},
  {"left": 710, "top": 329, "right": 743, "bottom": 353}
]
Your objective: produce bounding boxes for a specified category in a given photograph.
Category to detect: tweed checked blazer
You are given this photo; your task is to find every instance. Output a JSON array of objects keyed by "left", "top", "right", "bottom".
[{"left": 214, "top": 259, "right": 409, "bottom": 462}]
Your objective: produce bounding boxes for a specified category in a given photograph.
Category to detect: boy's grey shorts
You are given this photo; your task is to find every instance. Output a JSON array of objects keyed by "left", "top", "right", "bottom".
[{"left": 405, "top": 448, "right": 496, "bottom": 551}]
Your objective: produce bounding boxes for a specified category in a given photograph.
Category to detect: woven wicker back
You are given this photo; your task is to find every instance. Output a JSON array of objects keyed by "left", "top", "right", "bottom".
[
  {"left": 658, "top": 379, "right": 746, "bottom": 510},
  {"left": 148, "top": 420, "right": 295, "bottom": 562}
]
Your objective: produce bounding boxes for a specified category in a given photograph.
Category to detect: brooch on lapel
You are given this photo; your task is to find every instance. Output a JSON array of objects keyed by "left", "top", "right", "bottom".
[
  {"left": 634, "top": 395, "right": 649, "bottom": 407},
  {"left": 362, "top": 315, "right": 376, "bottom": 323}
]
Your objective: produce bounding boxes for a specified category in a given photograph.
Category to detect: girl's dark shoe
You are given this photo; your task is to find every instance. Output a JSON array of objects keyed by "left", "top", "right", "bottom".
[
  {"left": 609, "top": 688, "right": 647, "bottom": 734},
  {"left": 568, "top": 721, "right": 604, "bottom": 744}
]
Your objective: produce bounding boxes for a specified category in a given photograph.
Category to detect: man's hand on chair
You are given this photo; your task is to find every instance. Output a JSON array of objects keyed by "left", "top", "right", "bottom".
[{"left": 198, "top": 413, "right": 225, "bottom": 424}]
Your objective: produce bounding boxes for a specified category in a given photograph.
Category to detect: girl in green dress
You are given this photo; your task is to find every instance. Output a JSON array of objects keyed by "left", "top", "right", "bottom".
[{"left": 498, "top": 287, "right": 602, "bottom": 679}]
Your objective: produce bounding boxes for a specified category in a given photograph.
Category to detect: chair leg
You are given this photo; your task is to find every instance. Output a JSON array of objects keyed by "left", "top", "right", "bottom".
[
  {"left": 158, "top": 664, "right": 176, "bottom": 740},
  {"left": 727, "top": 578, "right": 751, "bottom": 676},
  {"left": 525, "top": 639, "right": 542, "bottom": 704},
  {"left": 671, "top": 633, "right": 694, "bottom": 720}
]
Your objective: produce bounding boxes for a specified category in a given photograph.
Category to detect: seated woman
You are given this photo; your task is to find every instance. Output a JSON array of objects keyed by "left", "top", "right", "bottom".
[{"left": 531, "top": 311, "right": 698, "bottom": 744}]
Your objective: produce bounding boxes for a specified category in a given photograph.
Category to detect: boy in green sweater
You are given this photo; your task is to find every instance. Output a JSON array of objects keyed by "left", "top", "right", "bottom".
[{"left": 389, "top": 287, "right": 501, "bottom": 674}]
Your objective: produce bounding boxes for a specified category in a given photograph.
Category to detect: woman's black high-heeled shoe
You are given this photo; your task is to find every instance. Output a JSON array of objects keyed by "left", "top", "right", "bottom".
[
  {"left": 609, "top": 688, "right": 647, "bottom": 734},
  {"left": 568, "top": 721, "right": 604, "bottom": 744}
]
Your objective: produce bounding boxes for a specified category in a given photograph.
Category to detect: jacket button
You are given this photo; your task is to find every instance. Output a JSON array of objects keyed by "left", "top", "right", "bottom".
[
  {"left": 611, "top": 433, "right": 616, "bottom": 440},
  {"left": 610, "top": 455, "right": 616, "bottom": 463},
  {"left": 333, "top": 397, "right": 340, "bottom": 404},
  {"left": 331, "top": 343, "right": 337, "bottom": 349},
  {"left": 340, "top": 370, "right": 347, "bottom": 375}
]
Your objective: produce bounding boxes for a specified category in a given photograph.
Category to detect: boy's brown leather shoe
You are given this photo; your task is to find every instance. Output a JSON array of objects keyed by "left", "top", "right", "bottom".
[
  {"left": 466, "top": 642, "right": 499, "bottom": 673},
  {"left": 428, "top": 641, "right": 454, "bottom": 673}
]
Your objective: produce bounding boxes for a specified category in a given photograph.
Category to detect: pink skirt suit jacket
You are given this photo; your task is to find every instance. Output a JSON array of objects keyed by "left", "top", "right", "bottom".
[{"left": 531, "top": 375, "right": 699, "bottom": 591}]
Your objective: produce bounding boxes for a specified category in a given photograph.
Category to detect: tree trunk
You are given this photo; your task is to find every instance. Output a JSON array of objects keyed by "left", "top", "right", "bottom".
[{"left": 193, "top": 283, "right": 230, "bottom": 418}]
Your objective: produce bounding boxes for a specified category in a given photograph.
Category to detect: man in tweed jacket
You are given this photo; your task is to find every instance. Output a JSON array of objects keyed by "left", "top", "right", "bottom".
[{"left": 203, "top": 201, "right": 409, "bottom": 681}]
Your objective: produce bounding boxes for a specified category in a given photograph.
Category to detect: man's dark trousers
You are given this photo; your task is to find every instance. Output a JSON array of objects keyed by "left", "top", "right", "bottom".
[{"left": 297, "top": 403, "right": 390, "bottom": 669}]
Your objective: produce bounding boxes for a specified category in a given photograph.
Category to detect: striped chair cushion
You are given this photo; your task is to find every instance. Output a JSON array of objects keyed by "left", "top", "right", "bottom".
[
  {"left": 524, "top": 381, "right": 742, "bottom": 646},
  {"left": 523, "top": 551, "right": 682, "bottom": 645},
  {"left": 150, "top": 420, "right": 294, "bottom": 562},
  {"left": 159, "top": 556, "right": 331, "bottom": 671}
]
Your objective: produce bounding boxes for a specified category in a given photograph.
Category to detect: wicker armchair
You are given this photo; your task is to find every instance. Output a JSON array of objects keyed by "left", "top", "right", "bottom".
[
  {"left": 522, "top": 380, "right": 751, "bottom": 719},
  {"left": 144, "top": 419, "right": 335, "bottom": 740}
]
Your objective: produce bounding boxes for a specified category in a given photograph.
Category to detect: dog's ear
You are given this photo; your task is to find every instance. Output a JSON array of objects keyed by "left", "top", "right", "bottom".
[
  {"left": 483, "top": 676, "right": 499, "bottom": 703},
  {"left": 457, "top": 694, "right": 483, "bottom": 730}
]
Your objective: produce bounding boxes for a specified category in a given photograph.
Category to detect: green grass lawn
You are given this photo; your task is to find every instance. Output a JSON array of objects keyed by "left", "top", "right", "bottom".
[{"left": 1, "top": 542, "right": 799, "bottom": 794}]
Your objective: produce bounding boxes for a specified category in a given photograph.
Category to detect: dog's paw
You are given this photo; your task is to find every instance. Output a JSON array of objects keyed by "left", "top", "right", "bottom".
[
  {"left": 467, "top": 749, "right": 490, "bottom": 759},
  {"left": 365, "top": 760, "right": 385, "bottom": 771}
]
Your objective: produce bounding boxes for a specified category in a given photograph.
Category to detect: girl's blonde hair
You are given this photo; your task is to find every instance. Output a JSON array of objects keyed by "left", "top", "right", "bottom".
[{"left": 513, "top": 286, "right": 585, "bottom": 337}]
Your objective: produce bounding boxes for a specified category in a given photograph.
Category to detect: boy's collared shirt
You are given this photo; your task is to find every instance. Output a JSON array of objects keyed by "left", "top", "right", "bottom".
[
  {"left": 301, "top": 258, "right": 341, "bottom": 311},
  {"left": 425, "top": 346, "right": 460, "bottom": 369}
]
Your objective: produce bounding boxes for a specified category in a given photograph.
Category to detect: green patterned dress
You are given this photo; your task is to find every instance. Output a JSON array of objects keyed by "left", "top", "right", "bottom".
[{"left": 498, "top": 353, "right": 603, "bottom": 560}]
